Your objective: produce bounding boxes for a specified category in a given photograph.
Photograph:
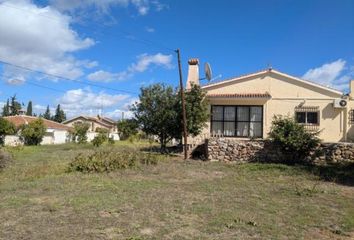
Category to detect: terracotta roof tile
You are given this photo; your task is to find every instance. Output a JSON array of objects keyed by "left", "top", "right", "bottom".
[
  {"left": 207, "top": 93, "right": 271, "bottom": 98},
  {"left": 4, "top": 116, "right": 71, "bottom": 130}
]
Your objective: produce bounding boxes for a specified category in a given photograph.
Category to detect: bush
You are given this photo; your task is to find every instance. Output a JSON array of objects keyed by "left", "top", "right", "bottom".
[
  {"left": 68, "top": 149, "right": 159, "bottom": 173},
  {"left": 117, "top": 119, "right": 139, "bottom": 140},
  {"left": 108, "top": 137, "right": 115, "bottom": 145},
  {"left": 0, "top": 149, "right": 12, "bottom": 170},
  {"left": 20, "top": 118, "right": 46, "bottom": 145},
  {"left": 0, "top": 117, "right": 16, "bottom": 145},
  {"left": 92, "top": 128, "right": 109, "bottom": 147},
  {"left": 71, "top": 122, "right": 90, "bottom": 144},
  {"left": 269, "top": 115, "right": 321, "bottom": 162}
]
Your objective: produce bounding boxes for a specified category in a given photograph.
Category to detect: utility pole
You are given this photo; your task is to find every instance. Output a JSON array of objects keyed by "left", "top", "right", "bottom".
[{"left": 176, "top": 49, "right": 188, "bottom": 160}]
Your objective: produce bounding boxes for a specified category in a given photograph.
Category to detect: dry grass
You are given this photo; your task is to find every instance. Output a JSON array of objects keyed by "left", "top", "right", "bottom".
[{"left": 0, "top": 142, "right": 353, "bottom": 239}]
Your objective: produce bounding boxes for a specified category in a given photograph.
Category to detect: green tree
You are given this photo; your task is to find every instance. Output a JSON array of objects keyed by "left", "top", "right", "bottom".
[
  {"left": 132, "top": 84, "right": 179, "bottom": 150},
  {"left": 43, "top": 105, "right": 51, "bottom": 120},
  {"left": 10, "top": 95, "right": 21, "bottom": 116},
  {"left": 117, "top": 119, "right": 139, "bottom": 140},
  {"left": 1, "top": 99, "right": 10, "bottom": 117},
  {"left": 132, "top": 83, "right": 209, "bottom": 150},
  {"left": 71, "top": 122, "right": 90, "bottom": 144},
  {"left": 269, "top": 115, "right": 321, "bottom": 162},
  {"left": 26, "top": 101, "right": 33, "bottom": 116},
  {"left": 177, "top": 84, "right": 209, "bottom": 137},
  {"left": 92, "top": 128, "right": 109, "bottom": 147},
  {"left": 53, "top": 104, "right": 66, "bottom": 123},
  {"left": 20, "top": 118, "right": 46, "bottom": 145},
  {"left": 0, "top": 117, "right": 16, "bottom": 145}
]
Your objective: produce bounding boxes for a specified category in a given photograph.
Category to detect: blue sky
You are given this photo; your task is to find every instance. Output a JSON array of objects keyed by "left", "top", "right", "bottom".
[{"left": 0, "top": 0, "right": 353, "bottom": 119}]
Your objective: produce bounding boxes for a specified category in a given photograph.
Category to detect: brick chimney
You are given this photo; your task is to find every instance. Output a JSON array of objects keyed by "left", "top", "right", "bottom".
[
  {"left": 350, "top": 80, "right": 354, "bottom": 98},
  {"left": 186, "top": 58, "right": 200, "bottom": 90}
]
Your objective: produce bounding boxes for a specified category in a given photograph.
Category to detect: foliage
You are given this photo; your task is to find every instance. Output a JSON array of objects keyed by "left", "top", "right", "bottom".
[
  {"left": 1, "top": 99, "right": 10, "bottom": 117},
  {"left": 178, "top": 84, "right": 209, "bottom": 137},
  {"left": 0, "top": 149, "right": 12, "bottom": 170},
  {"left": 43, "top": 105, "right": 51, "bottom": 120},
  {"left": 10, "top": 95, "right": 22, "bottom": 116},
  {"left": 20, "top": 118, "right": 47, "bottom": 145},
  {"left": 132, "top": 83, "right": 209, "bottom": 150},
  {"left": 269, "top": 115, "right": 321, "bottom": 161},
  {"left": 53, "top": 104, "right": 66, "bottom": 123},
  {"left": 92, "top": 128, "right": 109, "bottom": 147},
  {"left": 71, "top": 122, "right": 90, "bottom": 144},
  {"left": 132, "top": 84, "right": 179, "bottom": 150},
  {"left": 117, "top": 119, "right": 139, "bottom": 140},
  {"left": 26, "top": 101, "right": 33, "bottom": 116},
  {"left": 108, "top": 137, "right": 115, "bottom": 144},
  {"left": 0, "top": 117, "right": 16, "bottom": 145},
  {"left": 68, "top": 148, "right": 159, "bottom": 173}
]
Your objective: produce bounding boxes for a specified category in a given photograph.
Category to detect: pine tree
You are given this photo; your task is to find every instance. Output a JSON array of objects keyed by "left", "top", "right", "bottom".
[
  {"left": 53, "top": 104, "right": 66, "bottom": 123},
  {"left": 26, "top": 101, "right": 33, "bottom": 116},
  {"left": 10, "top": 95, "right": 21, "bottom": 116},
  {"left": 2, "top": 99, "right": 10, "bottom": 117},
  {"left": 43, "top": 105, "right": 51, "bottom": 120}
]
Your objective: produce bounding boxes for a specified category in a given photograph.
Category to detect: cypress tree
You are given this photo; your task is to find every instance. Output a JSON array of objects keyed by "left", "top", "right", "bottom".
[
  {"left": 43, "top": 105, "right": 51, "bottom": 120},
  {"left": 26, "top": 101, "right": 33, "bottom": 116}
]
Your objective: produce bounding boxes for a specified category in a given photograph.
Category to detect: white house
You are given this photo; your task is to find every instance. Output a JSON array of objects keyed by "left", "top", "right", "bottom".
[{"left": 4, "top": 115, "right": 71, "bottom": 145}]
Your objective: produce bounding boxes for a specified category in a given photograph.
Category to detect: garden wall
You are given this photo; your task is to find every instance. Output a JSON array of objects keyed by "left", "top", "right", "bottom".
[{"left": 206, "top": 138, "right": 354, "bottom": 165}]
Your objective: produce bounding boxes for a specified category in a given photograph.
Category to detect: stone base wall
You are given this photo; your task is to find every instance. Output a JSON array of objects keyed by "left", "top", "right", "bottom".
[{"left": 206, "top": 138, "right": 354, "bottom": 165}]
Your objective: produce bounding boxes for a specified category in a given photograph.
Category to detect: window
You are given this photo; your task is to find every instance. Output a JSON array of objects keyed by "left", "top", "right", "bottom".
[
  {"left": 295, "top": 111, "right": 319, "bottom": 125},
  {"left": 210, "top": 105, "right": 263, "bottom": 137}
]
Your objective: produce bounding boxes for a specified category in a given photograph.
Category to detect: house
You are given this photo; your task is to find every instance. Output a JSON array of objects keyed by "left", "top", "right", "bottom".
[
  {"left": 4, "top": 115, "right": 71, "bottom": 145},
  {"left": 186, "top": 59, "right": 354, "bottom": 142},
  {"left": 63, "top": 115, "right": 119, "bottom": 141}
]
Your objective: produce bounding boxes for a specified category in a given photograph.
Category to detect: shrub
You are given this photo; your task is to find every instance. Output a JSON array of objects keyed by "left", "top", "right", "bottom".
[
  {"left": 68, "top": 149, "right": 159, "bottom": 173},
  {"left": 108, "top": 137, "right": 115, "bottom": 145},
  {"left": 92, "top": 128, "right": 109, "bottom": 147},
  {"left": 117, "top": 119, "right": 139, "bottom": 140},
  {"left": 0, "top": 117, "right": 16, "bottom": 145},
  {"left": 20, "top": 118, "right": 46, "bottom": 145},
  {"left": 269, "top": 115, "right": 321, "bottom": 162},
  {"left": 71, "top": 122, "right": 90, "bottom": 144},
  {"left": 0, "top": 149, "right": 12, "bottom": 170}
]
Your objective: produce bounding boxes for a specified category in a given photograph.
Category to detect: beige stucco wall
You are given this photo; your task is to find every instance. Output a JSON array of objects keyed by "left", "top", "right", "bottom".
[
  {"left": 64, "top": 118, "right": 115, "bottom": 133},
  {"left": 199, "top": 71, "right": 352, "bottom": 142}
]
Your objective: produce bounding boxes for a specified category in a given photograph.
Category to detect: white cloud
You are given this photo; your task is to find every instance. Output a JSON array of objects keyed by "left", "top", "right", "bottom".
[
  {"left": 0, "top": 0, "right": 96, "bottom": 82},
  {"left": 57, "top": 88, "right": 132, "bottom": 118},
  {"left": 145, "top": 27, "right": 155, "bottom": 33},
  {"left": 87, "top": 53, "right": 173, "bottom": 82},
  {"left": 50, "top": 0, "right": 166, "bottom": 16},
  {"left": 302, "top": 59, "right": 354, "bottom": 91}
]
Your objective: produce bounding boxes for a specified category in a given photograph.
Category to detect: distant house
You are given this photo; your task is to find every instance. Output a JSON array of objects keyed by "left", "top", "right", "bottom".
[
  {"left": 4, "top": 115, "right": 71, "bottom": 145},
  {"left": 63, "top": 115, "right": 119, "bottom": 141}
]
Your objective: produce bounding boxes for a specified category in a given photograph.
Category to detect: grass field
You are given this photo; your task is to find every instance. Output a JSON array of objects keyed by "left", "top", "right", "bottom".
[{"left": 0, "top": 142, "right": 353, "bottom": 239}]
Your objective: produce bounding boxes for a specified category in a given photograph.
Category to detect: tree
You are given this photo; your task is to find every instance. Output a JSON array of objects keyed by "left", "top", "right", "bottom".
[
  {"left": 92, "top": 128, "right": 109, "bottom": 147},
  {"left": 1, "top": 99, "right": 10, "bottom": 117},
  {"left": 53, "top": 104, "right": 66, "bottom": 123},
  {"left": 132, "top": 84, "right": 179, "bottom": 150},
  {"left": 20, "top": 118, "right": 46, "bottom": 145},
  {"left": 0, "top": 117, "right": 16, "bottom": 145},
  {"left": 26, "top": 101, "right": 33, "bottom": 116},
  {"left": 117, "top": 119, "right": 139, "bottom": 140},
  {"left": 132, "top": 83, "right": 209, "bottom": 150},
  {"left": 269, "top": 115, "right": 321, "bottom": 162},
  {"left": 177, "top": 84, "right": 209, "bottom": 137},
  {"left": 43, "top": 105, "right": 51, "bottom": 120},
  {"left": 10, "top": 95, "right": 21, "bottom": 116},
  {"left": 71, "top": 122, "right": 90, "bottom": 144}
]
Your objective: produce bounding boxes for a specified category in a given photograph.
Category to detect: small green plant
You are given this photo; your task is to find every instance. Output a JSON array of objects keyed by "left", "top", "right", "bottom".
[
  {"left": 68, "top": 148, "right": 160, "bottom": 173},
  {"left": 0, "top": 117, "right": 16, "bottom": 145},
  {"left": 71, "top": 122, "right": 90, "bottom": 144},
  {"left": 108, "top": 137, "right": 115, "bottom": 145},
  {"left": 20, "top": 118, "right": 46, "bottom": 145},
  {"left": 92, "top": 128, "right": 109, "bottom": 147},
  {"left": 269, "top": 115, "right": 321, "bottom": 162}
]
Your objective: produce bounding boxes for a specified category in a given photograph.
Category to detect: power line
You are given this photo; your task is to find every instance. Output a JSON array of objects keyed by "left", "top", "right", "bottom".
[{"left": 0, "top": 60, "right": 138, "bottom": 95}]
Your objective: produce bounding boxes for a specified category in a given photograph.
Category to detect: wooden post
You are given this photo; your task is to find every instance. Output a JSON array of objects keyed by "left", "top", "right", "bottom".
[{"left": 176, "top": 49, "right": 188, "bottom": 159}]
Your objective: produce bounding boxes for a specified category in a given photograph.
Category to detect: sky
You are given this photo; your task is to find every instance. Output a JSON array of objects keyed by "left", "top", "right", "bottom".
[{"left": 0, "top": 0, "right": 353, "bottom": 119}]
